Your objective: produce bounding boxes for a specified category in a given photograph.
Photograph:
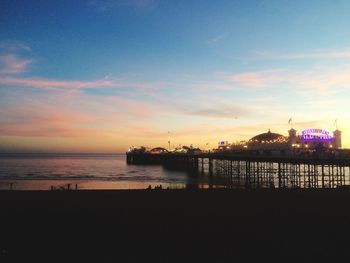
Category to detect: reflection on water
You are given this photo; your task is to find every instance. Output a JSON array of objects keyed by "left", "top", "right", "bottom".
[{"left": 0, "top": 153, "right": 227, "bottom": 190}]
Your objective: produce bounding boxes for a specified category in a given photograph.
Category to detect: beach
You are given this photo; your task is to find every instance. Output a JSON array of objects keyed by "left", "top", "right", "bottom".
[{"left": 2, "top": 188, "right": 350, "bottom": 262}]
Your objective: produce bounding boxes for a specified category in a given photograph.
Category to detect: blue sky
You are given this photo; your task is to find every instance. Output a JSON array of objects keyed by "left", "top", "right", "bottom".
[{"left": 1, "top": 0, "right": 350, "bottom": 152}]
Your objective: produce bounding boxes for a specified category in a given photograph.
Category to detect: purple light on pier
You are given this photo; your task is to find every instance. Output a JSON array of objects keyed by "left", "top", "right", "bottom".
[{"left": 301, "top": 129, "right": 333, "bottom": 140}]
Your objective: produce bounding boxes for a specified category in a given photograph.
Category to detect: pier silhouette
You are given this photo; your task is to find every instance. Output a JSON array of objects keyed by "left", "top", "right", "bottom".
[{"left": 127, "top": 151, "right": 350, "bottom": 189}]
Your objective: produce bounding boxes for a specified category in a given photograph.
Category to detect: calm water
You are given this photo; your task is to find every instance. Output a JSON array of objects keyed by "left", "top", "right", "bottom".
[{"left": 0, "top": 153, "right": 224, "bottom": 190}]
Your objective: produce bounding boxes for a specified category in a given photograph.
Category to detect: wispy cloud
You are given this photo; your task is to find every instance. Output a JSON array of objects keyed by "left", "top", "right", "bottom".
[
  {"left": 186, "top": 69, "right": 289, "bottom": 91},
  {"left": 191, "top": 82, "right": 239, "bottom": 90},
  {"left": 216, "top": 66, "right": 350, "bottom": 93},
  {"left": 0, "top": 54, "right": 33, "bottom": 74},
  {"left": 207, "top": 33, "right": 229, "bottom": 46},
  {"left": 182, "top": 104, "right": 250, "bottom": 119},
  {"left": 229, "top": 69, "right": 287, "bottom": 88},
  {"left": 251, "top": 49, "right": 350, "bottom": 60},
  {"left": 0, "top": 76, "right": 157, "bottom": 91},
  {"left": 0, "top": 76, "right": 113, "bottom": 89},
  {"left": 89, "top": 0, "right": 155, "bottom": 11},
  {"left": 0, "top": 40, "right": 31, "bottom": 52}
]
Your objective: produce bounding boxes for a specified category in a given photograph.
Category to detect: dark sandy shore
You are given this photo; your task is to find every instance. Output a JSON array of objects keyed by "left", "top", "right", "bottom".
[{"left": 1, "top": 189, "right": 350, "bottom": 262}]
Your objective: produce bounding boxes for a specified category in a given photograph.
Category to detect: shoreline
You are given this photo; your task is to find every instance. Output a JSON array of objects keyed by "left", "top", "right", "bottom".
[{"left": 0, "top": 179, "right": 193, "bottom": 191}]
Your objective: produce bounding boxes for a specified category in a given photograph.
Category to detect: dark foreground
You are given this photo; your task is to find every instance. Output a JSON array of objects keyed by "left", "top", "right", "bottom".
[{"left": 1, "top": 189, "right": 350, "bottom": 262}]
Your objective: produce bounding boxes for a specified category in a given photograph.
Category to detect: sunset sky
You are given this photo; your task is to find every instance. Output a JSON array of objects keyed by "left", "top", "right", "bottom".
[{"left": 1, "top": 0, "right": 350, "bottom": 153}]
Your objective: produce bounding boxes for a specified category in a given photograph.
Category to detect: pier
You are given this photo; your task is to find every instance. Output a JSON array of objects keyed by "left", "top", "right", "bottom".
[{"left": 126, "top": 152, "right": 350, "bottom": 189}]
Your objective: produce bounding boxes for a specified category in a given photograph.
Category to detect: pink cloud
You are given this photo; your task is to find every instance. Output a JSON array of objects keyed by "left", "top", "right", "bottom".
[
  {"left": 0, "top": 76, "right": 114, "bottom": 89},
  {"left": 0, "top": 104, "right": 93, "bottom": 136},
  {"left": 0, "top": 54, "right": 33, "bottom": 74},
  {"left": 227, "top": 66, "right": 350, "bottom": 93},
  {"left": 0, "top": 105, "right": 108, "bottom": 137},
  {"left": 229, "top": 69, "right": 287, "bottom": 88},
  {"left": 106, "top": 96, "right": 167, "bottom": 118},
  {"left": 0, "top": 124, "right": 107, "bottom": 137},
  {"left": 293, "top": 67, "right": 350, "bottom": 93},
  {"left": 0, "top": 90, "right": 167, "bottom": 138}
]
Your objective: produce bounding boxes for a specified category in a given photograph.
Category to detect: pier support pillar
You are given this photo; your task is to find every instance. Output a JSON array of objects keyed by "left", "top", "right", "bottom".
[
  {"left": 209, "top": 158, "right": 213, "bottom": 176},
  {"left": 278, "top": 163, "right": 282, "bottom": 188}
]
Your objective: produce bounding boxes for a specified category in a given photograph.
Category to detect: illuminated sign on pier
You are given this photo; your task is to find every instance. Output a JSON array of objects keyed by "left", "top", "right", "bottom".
[
  {"left": 301, "top": 129, "right": 333, "bottom": 140},
  {"left": 219, "top": 141, "right": 228, "bottom": 146}
]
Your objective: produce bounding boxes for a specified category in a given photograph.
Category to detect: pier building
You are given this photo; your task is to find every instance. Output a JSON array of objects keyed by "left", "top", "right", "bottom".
[
  {"left": 228, "top": 127, "right": 342, "bottom": 152},
  {"left": 247, "top": 129, "right": 288, "bottom": 150},
  {"left": 288, "top": 127, "right": 342, "bottom": 149}
]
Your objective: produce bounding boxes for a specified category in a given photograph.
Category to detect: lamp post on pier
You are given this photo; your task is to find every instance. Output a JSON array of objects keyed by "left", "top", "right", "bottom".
[
  {"left": 206, "top": 142, "right": 210, "bottom": 153},
  {"left": 168, "top": 131, "right": 171, "bottom": 151}
]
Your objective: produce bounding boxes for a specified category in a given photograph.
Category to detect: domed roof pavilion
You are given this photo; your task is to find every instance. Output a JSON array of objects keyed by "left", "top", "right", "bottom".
[{"left": 249, "top": 130, "right": 287, "bottom": 143}]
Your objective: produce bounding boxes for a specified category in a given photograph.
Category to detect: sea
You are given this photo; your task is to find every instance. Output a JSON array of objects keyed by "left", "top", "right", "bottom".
[{"left": 0, "top": 153, "right": 226, "bottom": 190}]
